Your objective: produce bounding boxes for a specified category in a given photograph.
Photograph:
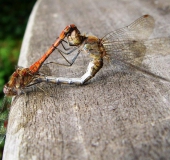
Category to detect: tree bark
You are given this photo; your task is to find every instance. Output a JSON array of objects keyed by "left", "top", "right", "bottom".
[{"left": 3, "top": 0, "right": 170, "bottom": 159}]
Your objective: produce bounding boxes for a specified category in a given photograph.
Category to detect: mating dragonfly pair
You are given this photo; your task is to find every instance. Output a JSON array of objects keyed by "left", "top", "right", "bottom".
[
  {"left": 3, "top": 15, "right": 170, "bottom": 97},
  {"left": 1, "top": 14, "right": 170, "bottom": 144}
]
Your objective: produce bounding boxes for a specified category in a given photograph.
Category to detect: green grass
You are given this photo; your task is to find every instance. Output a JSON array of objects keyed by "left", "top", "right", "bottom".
[{"left": 0, "top": 38, "right": 21, "bottom": 92}]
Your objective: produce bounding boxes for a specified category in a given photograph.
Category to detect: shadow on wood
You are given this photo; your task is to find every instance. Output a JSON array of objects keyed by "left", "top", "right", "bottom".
[{"left": 3, "top": 0, "right": 170, "bottom": 159}]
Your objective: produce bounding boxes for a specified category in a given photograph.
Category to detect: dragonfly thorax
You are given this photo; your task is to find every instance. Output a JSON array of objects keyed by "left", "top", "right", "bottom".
[
  {"left": 3, "top": 68, "right": 35, "bottom": 96},
  {"left": 83, "top": 35, "right": 104, "bottom": 58}
]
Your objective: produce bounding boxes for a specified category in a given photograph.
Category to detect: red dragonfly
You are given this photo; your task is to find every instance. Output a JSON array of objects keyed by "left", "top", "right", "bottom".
[
  {"left": 34, "top": 15, "right": 170, "bottom": 85},
  {"left": 3, "top": 24, "right": 80, "bottom": 96},
  {"left": 1, "top": 25, "right": 80, "bottom": 145}
]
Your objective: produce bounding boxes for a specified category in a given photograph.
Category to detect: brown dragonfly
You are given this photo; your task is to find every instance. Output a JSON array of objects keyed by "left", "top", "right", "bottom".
[{"left": 34, "top": 15, "right": 170, "bottom": 85}]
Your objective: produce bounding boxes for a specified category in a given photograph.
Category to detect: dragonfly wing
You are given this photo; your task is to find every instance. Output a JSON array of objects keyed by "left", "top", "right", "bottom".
[
  {"left": 101, "top": 15, "right": 155, "bottom": 43},
  {"left": 104, "top": 38, "right": 170, "bottom": 82},
  {"left": 104, "top": 40, "right": 147, "bottom": 66},
  {"left": 144, "top": 37, "right": 170, "bottom": 56},
  {"left": 104, "top": 37, "right": 170, "bottom": 66}
]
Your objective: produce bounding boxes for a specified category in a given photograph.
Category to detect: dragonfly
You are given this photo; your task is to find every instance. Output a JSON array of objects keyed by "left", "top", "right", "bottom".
[
  {"left": 3, "top": 24, "right": 80, "bottom": 96},
  {"left": 1, "top": 24, "right": 82, "bottom": 144},
  {"left": 1, "top": 14, "right": 170, "bottom": 147},
  {"left": 34, "top": 15, "right": 170, "bottom": 85}
]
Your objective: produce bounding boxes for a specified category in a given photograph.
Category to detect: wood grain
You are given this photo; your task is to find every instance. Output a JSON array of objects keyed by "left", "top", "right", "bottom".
[{"left": 3, "top": 0, "right": 170, "bottom": 159}]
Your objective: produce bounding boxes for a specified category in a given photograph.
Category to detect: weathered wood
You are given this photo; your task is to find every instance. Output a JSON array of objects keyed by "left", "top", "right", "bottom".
[{"left": 3, "top": 0, "right": 170, "bottom": 159}]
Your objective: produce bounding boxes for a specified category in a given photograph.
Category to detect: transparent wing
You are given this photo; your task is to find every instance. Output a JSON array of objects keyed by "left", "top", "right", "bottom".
[
  {"left": 103, "top": 37, "right": 170, "bottom": 66},
  {"left": 101, "top": 14, "right": 170, "bottom": 71},
  {"left": 101, "top": 15, "right": 155, "bottom": 43},
  {"left": 143, "top": 38, "right": 170, "bottom": 55},
  {"left": 104, "top": 40, "right": 146, "bottom": 66}
]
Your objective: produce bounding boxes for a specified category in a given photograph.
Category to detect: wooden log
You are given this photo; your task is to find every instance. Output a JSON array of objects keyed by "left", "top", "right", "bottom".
[{"left": 3, "top": 0, "right": 170, "bottom": 159}]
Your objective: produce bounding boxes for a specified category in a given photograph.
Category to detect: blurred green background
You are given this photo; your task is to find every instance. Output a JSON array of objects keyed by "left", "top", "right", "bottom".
[{"left": 0, "top": 0, "right": 36, "bottom": 158}]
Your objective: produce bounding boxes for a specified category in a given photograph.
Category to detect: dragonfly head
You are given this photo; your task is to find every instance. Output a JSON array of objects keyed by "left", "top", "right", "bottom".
[
  {"left": 67, "top": 27, "right": 85, "bottom": 46},
  {"left": 3, "top": 84, "right": 18, "bottom": 96}
]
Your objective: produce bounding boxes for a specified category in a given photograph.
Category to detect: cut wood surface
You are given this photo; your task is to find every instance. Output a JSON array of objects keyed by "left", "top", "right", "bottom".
[{"left": 3, "top": 0, "right": 170, "bottom": 159}]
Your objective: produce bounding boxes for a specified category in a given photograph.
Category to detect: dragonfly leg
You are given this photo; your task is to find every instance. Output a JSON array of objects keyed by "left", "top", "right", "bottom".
[
  {"left": 59, "top": 39, "right": 78, "bottom": 51},
  {"left": 35, "top": 59, "right": 103, "bottom": 85},
  {"left": 45, "top": 50, "right": 81, "bottom": 67},
  {"left": 60, "top": 40, "right": 72, "bottom": 51},
  {"left": 57, "top": 46, "right": 77, "bottom": 55},
  {"left": 58, "top": 49, "right": 80, "bottom": 65}
]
